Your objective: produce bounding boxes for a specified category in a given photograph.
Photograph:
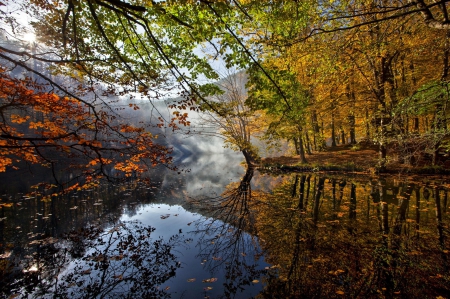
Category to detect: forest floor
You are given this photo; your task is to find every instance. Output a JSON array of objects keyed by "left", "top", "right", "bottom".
[{"left": 259, "top": 143, "right": 450, "bottom": 175}]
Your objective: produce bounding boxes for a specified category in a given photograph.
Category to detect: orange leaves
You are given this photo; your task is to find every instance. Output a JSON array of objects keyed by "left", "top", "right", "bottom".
[
  {"left": 88, "top": 158, "right": 112, "bottom": 167},
  {"left": 129, "top": 103, "right": 140, "bottom": 110},
  {"left": 169, "top": 111, "right": 191, "bottom": 130},
  {"left": 0, "top": 157, "right": 13, "bottom": 172},
  {"left": 10, "top": 115, "right": 30, "bottom": 124},
  {"left": 0, "top": 67, "right": 172, "bottom": 190}
]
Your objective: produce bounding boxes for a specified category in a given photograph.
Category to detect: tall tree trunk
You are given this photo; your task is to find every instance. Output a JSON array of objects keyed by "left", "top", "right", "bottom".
[
  {"left": 348, "top": 114, "right": 356, "bottom": 144},
  {"left": 365, "top": 107, "right": 371, "bottom": 141},
  {"left": 413, "top": 117, "right": 419, "bottom": 133},
  {"left": 298, "top": 126, "right": 307, "bottom": 163},
  {"left": 340, "top": 127, "right": 346, "bottom": 144},
  {"left": 293, "top": 138, "right": 300, "bottom": 155},
  {"left": 298, "top": 136, "right": 307, "bottom": 163},
  {"left": 379, "top": 117, "right": 388, "bottom": 172},
  {"left": 311, "top": 111, "right": 319, "bottom": 151},
  {"left": 305, "top": 130, "right": 312, "bottom": 154},
  {"left": 331, "top": 114, "right": 337, "bottom": 147}
]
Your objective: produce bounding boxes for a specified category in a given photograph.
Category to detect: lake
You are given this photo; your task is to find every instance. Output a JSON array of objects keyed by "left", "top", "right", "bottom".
[{"left": 1, "top": 141, "right": 450, "bottom": 298}]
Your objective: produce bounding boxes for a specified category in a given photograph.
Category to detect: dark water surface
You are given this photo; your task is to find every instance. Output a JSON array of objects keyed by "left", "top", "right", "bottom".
[{"left": 1, "top": 150, "right": 450, "bottom": 298}]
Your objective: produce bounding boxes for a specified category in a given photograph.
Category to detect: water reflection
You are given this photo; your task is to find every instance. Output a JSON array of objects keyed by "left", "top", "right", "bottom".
[
  {"left": 249, "top": 172, "right": 450, "bottom": 298},
  {"left": 189, "top": 168, "right": 267, "bottom": 298},
  {"left": 17, "top": 221, "right": 182, "bottom": 298},
  {"left": 2, "top": 159, "right": 450, "bottom": 298}
]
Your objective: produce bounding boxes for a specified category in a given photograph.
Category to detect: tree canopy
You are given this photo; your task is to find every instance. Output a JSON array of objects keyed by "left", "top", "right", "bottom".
[{"left": 2, "top": 0, "right": 450, "bottom": 191}]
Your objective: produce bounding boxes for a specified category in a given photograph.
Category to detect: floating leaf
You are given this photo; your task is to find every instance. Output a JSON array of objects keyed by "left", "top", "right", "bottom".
[
  {"left": 187, "top": 278, "right": 196, "bottom": 282},
  {"left": 202, "top": 278, "right": 217, "bottom": 283},
  {"left": 252, "top": 280, "right": 259, "bottom": 283},
  {"left": 203, "top": 287, "right": 213, "bottom": 291}
]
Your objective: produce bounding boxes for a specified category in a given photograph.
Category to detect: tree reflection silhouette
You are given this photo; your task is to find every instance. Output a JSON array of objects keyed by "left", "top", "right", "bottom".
[
  {"left": 4, "top": 221, "right": 182, "bottom": 298},
  {"left": 189, "top": 167, "right": 266, "bottom": 298},
  {"left": 251, "top": 174, "right": 450, "bottom": 298}
]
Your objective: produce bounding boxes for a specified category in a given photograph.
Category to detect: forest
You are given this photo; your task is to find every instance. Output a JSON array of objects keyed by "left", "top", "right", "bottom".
[
  {"left": 2, "top": 0, "right": 450, "bottom": 189},
  {"left": 3, "top": 2, "right": 450, "bottom": 298}
]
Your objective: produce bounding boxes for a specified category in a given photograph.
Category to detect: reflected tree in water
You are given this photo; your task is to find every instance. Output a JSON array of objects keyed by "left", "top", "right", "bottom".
[
  {"left": 189, "top": 167, "right": 266, "bottom": 298},
  {"left": 3, "top": 221, "right": 182, "bottom": 299},
  {"left": 250, "top": 174, "right": 450, "bottom": 298}
]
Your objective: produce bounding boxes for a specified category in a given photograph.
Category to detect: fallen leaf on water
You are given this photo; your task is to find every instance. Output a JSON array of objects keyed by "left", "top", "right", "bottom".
[
  {"left": 203, "top": 287, "right": 213, "bottom": 291},
  {"left": 187, "top": 278, "right": 196, "bottom": 282},
  {"left": 252, "top": 280, "right": 259, "bottom": 283},
  {"left": 202, "top": 278, "right": 218, "bottom": 283},
  {"left": 164, "top": 286, "right": 170, "bottom": 291}
]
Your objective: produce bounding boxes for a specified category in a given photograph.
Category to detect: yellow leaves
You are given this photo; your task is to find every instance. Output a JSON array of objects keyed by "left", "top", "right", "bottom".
[{"left": 336, "top": 290, "right": 345, "bottom": 295}]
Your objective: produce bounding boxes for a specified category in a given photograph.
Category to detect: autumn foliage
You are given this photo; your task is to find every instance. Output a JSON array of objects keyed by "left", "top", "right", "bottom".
[{"left": 0, "top": 67, "right": 172, "bottom": 190}]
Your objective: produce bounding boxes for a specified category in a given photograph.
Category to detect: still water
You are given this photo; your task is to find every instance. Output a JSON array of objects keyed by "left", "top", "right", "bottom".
[{"left": 1, "top": 148, "right": 450, "bottom": 298}]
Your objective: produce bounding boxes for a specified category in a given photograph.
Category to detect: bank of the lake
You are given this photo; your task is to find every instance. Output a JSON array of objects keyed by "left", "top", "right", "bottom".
[{"left": 259, "top": 144, "right": 450, "bottom": 175}]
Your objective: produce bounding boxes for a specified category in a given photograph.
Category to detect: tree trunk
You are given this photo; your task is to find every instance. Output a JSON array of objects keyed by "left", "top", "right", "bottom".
[
  {"left": 365, "top": 108, "right": 371, "bottom": 140},
  {"left": 331, "top": 114, "right": 337, "bottom": 147},
  {"left": 305, "top": 130, "right": 312, "bottom": 154},
  {"left": 293, "top": 138, "right": 300, "bottom": 155},
  {"left": 348, "top": 114, "right": 356, "bottom": 144},
  {"left": 298, "top": 136, "right": 307, "bottom": 163},
  {"left": 378, "top": 116, "right": 388, "bottom": 172},
  {"left": 242, "top": 149, "right": 257, "bottom": 166},
  {"left": 413, "top": 117, "right": 419, "bottom": 133},
  {"left": 296, "top": 126, "right": 307, "bottom": 163},
  {"left": 340, "top": 127, "right": 346, "bottom": 145}
]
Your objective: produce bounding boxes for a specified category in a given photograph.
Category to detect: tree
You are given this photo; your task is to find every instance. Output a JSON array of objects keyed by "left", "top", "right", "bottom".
[
  {"left": 0, "top": 68, "right": 172, "bottom": 192},
  {"left": 0, "top": 0, "right": 253, "bottom": 189},
  {"left": 247, "top": 64, "right": 311, "bottom": 163},
  {"left": 198, "top": 70, "right": 264, "bottom": 165}
]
